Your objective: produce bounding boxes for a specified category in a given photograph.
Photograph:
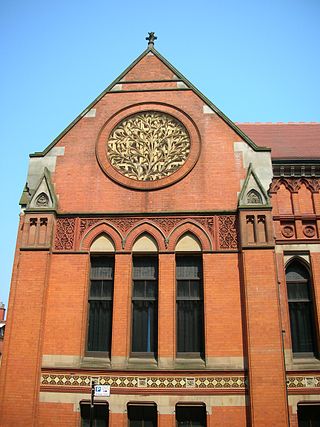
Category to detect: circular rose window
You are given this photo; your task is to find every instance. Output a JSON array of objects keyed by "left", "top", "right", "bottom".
[
  {"left": 96, "top": 104, "right": 201, "bottom": 190},
  {"left": 107, "top": 112, "right": 190, "bottom": 181}
]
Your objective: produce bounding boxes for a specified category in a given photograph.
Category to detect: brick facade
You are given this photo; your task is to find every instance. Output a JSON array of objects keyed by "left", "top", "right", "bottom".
[{"left": 0, "top": 42, "right": 319, "bottom": 426}]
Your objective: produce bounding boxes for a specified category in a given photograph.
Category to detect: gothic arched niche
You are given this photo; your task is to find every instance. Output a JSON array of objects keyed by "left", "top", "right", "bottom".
[
  {"left": 246, "top": 189, "right": 262, "bottom": 205},
  {"left": 299, "top": 183, "right": 314, "bottom": 214},
  {"left": 278, "top": 184, "right": 293, "bottom": 215}
]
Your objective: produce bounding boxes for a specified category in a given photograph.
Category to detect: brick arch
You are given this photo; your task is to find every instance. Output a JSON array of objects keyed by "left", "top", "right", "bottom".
[
  {"left": 167, "top": 221, "right": 212, "bottom": 251},
  {"left": 124, "top": 222, "right": 166, "bottom": 251},
  {"left": 80, "top": 222, "right": 123, "bottom": 251},
  {"left": 298, "top": 182, "right": 314, "bottom": 214}
]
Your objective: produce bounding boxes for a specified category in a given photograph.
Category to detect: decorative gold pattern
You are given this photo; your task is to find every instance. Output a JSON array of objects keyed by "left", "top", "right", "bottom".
[
  {"left": 41, "top": 372, "right": 246, "bottom": 390},
  {"left": 107, "top": 112, "right": 190, "bottom": 181}
]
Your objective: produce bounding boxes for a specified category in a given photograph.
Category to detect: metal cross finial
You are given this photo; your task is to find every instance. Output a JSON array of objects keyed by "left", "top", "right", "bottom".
[{"left": 146, "top": 32, "right": 157, "bottom": 47}]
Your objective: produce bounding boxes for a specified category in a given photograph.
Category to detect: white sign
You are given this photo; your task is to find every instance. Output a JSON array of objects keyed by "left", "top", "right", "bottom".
[{"left": 94, "top": 385, "right": 110, "bottom": 397}]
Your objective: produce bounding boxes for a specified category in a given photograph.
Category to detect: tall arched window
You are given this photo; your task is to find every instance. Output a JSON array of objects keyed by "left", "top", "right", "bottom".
[
  {"left": 286, "top": 260, "right": 318, "bottom": 357},
  {"left": 175, "top": 233, "right": 204, "bottom": 358},
  {"left": 131, "top": 234, "right": 158, "bottom": 357},
  {"left": 86, "top": 234, "right": 115, "bottom": 356}
]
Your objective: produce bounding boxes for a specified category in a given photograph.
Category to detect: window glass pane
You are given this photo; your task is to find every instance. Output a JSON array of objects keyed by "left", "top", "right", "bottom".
[
  {"left": 190, "top": 280, "right": 201, "bottom": 298},
  {"left": 176, "top": 406, "right": 206, "bottom": 427},
  {"left": 101, "top": 280, "right": 113, "bottom": 298},
  {"left": 146, "top": 281, "right": 157, "bottom": 298},
  {"left": 91, "top": 257, "right": 114, "bottom": 280},
  {"left": 176, "top": 257, "right": 204, "bottom": 355},
  {"left": 177, "top": 280, "right": 190, "bottom": 298},
  {"left": 286, "top": 261, "right": 317, "bottom": 356},
  {"left": 289, "top": 302, "right": 316, "bottom": 353},
  {"left": 287, "top": 282, "right": 310, "bottom": 301},
  {"left": 132, "top": 301, "right": 156, "bottom": 353},
  {"left": 298, "top": 404, "right": 320, "bottom": 427},
  {"left": 87, "top": 257, "right": 114, "bottom": 353},
  {"left": 81, "top": 403, "right": 108, "bottom": 427},
  {"left": 133, "top": 280, "right": 146, "bottom": 298},
  {"left": 177, "top": 301, "right": 203, "bottom": 353},
  {"left": 286, "top": 263, "right": 309, "bottom": 282},
  {"left": 128, "top": 405, "right": 157, "bottom": 427},
  {"left": 87, "top": 301, "right": 112, "bottom": 351},
  {"left": 133, "top": 257, "right": 157, "bottom": 279},
  {"left": 90, "top": 281, "right": 103, "bottom": 298},
  {"left": 176, "top": 257, "right": 201, "bottom": 280},
  {"left": 132, "top": 257, "right": 158, "bottom": 355}
]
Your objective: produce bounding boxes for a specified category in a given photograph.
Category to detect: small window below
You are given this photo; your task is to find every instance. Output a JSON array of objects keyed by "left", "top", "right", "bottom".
[
  {"left": 176, "top": 403, "right": 206, "bottom": 427},
  {"left": 297, "top": 403, "right": 320, "bottom": 427},
  {"left": 80, "top": 401, "right": 108, "bottom": 427},
  {"left": 127, "top": 403, "right": 157, "bottom": 427}
]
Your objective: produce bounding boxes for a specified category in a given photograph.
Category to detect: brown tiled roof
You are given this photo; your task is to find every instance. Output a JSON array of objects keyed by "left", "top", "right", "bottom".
[{"left": 236, "top": 123, "right": 320, "bottom": 160}]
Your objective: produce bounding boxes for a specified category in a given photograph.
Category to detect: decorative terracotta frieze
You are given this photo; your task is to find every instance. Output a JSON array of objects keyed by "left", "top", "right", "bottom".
[
  {"left": 54, "top": 215, "right": 238, "bottom": 251},
  {"left": 218, "top": 215, "right": 238, "bottom": 249},
  {"left": 269, "top": 177, "right": 320, "bottom": 194},
  {"left": 54, "top": 218, "right": 76, "bottom": 250},
  {"left": 41, "top": 371, "right": 246, "bottom": 391}
]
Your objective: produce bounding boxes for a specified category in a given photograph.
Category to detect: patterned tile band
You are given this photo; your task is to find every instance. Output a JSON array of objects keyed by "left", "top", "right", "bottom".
[
  {"left": 41, "top": 373, "right": 320, "bottom": 390},
  {"left": 287, "top": 376, "right": 320, "bottom": 388},
  {"left": 41, "top": 373, "right": 246, "bottom": 389}
]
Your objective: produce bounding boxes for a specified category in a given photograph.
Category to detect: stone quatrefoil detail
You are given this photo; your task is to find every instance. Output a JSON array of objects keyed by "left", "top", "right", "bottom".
[{"left": 107, "top": 112, "right": 191, "bottom": 181}]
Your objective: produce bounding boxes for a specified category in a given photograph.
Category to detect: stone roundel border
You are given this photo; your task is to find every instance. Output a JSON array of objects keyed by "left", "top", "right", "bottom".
[{"left": 96, "top": 102, "right": 201, "bottom": 190}]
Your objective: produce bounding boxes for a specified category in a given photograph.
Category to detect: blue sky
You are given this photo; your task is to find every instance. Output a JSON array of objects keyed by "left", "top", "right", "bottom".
[{"left": 0, "top": 0, "right": 319, "bottom": 308}]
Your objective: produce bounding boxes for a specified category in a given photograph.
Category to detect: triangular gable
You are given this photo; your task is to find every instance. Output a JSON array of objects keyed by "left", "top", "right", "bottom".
[
  {"left": 27, "top": 168, "right": 57, "bottom": 210},
  {"left": 238, "top": 164, "right": 270, "bottom": 208},
  {"left": 121, "top": 51, "right": 176, "bottom": 81},
  {"left": 30, "top": 45, "right": 270, "bottom": 158}
]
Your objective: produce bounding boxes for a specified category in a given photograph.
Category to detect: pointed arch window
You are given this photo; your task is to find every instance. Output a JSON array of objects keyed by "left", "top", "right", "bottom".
[
  {"left": 131, "top": 255, "right": 158, "bottom": 356},
  {"left": 286, "top": 260, "right": 318, "bottom": 357},
  {"left": 176, "top": 255, "right": 204, "bottom": 356},
  {"left": 86, "top": 256, "right": 114, "bottom": 355}
]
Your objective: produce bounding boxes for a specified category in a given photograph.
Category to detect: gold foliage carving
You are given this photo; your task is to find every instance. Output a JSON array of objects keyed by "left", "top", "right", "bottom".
[{"left": 107, "top": 112, "right": 190, "bottom": 181}]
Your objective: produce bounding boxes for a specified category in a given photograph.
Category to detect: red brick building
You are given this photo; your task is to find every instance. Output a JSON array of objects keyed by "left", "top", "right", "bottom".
[{"left": 1, "top": 36, "right": 320, "bottom": 426}]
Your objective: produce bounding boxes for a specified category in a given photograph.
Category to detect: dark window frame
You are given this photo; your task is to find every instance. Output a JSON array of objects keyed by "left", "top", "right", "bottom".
[
  {"left": 131, "top": 255, "right": 158, "bottom": 358},
  {"left": 85, "top": 255, "right": 115, "bottom": 357},
  {"left": 176, "top": 254, "right": 205, "bottom": 359},
  {"left": 80, "top": 400, "right": 109, "bottom": 427},
  {"left": 127, "top": 402, "right": 158, "bottom": 427},
  {"left": 285, "top": 258, "right": 319, "bottom": 359},
  {"left": 297, "top": 402, "right": 320, "bottom": 427},
  {"left": 175, "top": 403, "right": 207, "bottom": 427}
]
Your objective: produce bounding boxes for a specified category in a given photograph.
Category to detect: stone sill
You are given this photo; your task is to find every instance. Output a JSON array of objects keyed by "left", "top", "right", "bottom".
[
  {"left": 286, "top": 357, "right": 320, "bottom": 371},
  {"left": 127, "top": 357, "right": 158, "bottom": 369},
  {"left": 80, "top": 357, "right": 111, "bottom": 369}
]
